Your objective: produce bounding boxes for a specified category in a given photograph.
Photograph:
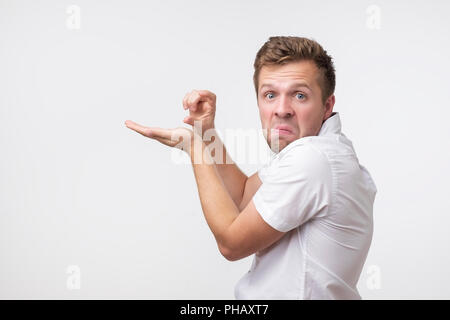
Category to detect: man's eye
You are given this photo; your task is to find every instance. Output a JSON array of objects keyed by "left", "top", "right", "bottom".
[
  {"left": 265, "top": 92, "right": 274, "bottom": 99},
  {"left": 296, "top": 93, "right": 305, "bottom": 100}
]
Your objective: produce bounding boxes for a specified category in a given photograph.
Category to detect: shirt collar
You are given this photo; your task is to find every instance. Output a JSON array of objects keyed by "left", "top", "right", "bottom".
[
  {"left": 318, "top": 112, "right": 341, "bottom": 136},
  {"left": 270, "top": 111, "right": 343, "bottom": 157}
]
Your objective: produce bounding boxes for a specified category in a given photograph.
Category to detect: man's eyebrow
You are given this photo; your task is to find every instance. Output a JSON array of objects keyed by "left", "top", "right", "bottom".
[{"left": 259, "top": 82, "right": 312, "bottom": 91}]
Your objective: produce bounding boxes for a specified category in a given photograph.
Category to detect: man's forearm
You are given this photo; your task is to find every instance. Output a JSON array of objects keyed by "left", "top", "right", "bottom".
[
  {"left": 203, "top": 128, "right": 248, "bottom": 209},
  {"left": 190, "top": 139, "right": 239, "bottom": 245}
]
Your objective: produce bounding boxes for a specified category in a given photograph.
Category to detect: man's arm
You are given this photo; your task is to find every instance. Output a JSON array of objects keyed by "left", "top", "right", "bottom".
[
  {"left": 203, "top": 129, "right": 262, "bottom": 211},
  {"left": 125, "top": 120, "right": 283, "bottom": 262},
  {"left": 203, "top": 129, "right": 248, "bottom": 210},
  {"left": 190, "top": 138, "right": 284, "bottom": 261},
  {"left": 239, "top": 172, "right": 262, "bottom": 211},
  {"left": 182, "top": 90, "right": 261, "bottom": 209}
]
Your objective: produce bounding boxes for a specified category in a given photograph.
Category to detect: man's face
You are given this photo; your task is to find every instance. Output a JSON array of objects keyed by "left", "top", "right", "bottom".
[{"left": 257, "top": 60, "right": 335, "bottom": 152}]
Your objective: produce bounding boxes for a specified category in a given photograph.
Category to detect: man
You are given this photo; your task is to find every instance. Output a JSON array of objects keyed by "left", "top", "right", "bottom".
[{"left": 125, "top": 36, "right": 377, "bottom": 299}]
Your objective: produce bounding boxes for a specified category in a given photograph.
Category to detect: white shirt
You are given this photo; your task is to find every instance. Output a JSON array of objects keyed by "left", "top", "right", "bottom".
[{"left": 234, "top": 112, "right": 377, "bottom": 300}]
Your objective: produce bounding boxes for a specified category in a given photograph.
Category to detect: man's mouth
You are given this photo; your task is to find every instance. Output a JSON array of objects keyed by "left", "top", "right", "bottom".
[{"left": 273, "top": 125, "right": 294, "bottom": 136}]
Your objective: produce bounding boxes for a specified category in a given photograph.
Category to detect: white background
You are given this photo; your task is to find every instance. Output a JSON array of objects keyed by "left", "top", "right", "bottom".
[{"left": 1, "top": 0, "right": 449, "bottom": 299}]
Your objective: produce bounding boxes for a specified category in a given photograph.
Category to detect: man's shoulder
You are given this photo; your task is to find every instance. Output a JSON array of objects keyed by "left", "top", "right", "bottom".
[
  {"left": 290, "top": 132, "right": 357, "bottom": 159},
  {"left": 281, "top": 137, "right": 329, "bottom": 162},
  {"left": 275, "top": 140, "right": 331, "bottom": 177},
  {"left": 261, "top": 133, "right": 354, "bottom": 181}
]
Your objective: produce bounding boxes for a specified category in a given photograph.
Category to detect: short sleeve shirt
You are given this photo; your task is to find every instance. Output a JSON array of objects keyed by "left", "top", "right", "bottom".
[{"left": 234, "top": 112, "right": 378, "bottom": 300}]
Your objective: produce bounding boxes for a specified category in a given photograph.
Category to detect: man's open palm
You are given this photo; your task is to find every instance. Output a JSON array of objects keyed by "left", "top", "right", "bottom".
[{"left": 124, "top": 120, "right": 193, "bottom": 153}]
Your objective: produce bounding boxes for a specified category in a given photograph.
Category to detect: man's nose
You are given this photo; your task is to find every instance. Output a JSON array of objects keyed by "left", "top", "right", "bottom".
[{"left": 274, "top": 95, "right": 294, "bottom": 118}]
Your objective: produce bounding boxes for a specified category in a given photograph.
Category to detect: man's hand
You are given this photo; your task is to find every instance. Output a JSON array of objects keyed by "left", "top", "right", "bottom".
[
  {"left": 182, "top": 90, "right": 216, "bottom": 135},
  {"left": 124, "top": 120, "right": 195, "bottom": 154}
]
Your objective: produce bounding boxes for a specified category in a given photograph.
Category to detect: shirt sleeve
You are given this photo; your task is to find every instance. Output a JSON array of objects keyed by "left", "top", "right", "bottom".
[{"left": 253, "top": 144, "right": 333, "bottom": 232}]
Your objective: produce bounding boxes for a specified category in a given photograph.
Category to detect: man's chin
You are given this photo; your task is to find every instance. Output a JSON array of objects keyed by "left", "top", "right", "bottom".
[{"left": 268, "top": 138, "right": 291, "bottom": 153}]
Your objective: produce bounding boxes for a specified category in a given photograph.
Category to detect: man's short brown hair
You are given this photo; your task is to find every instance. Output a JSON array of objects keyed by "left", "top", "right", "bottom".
[{"left": 253, "top": 36, "right": 336, "bottom": 104}]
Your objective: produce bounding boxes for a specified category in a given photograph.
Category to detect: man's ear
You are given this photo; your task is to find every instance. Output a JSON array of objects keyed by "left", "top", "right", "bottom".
[{"left": 323, "top": 94, "right": 335, "bottom": 120}]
